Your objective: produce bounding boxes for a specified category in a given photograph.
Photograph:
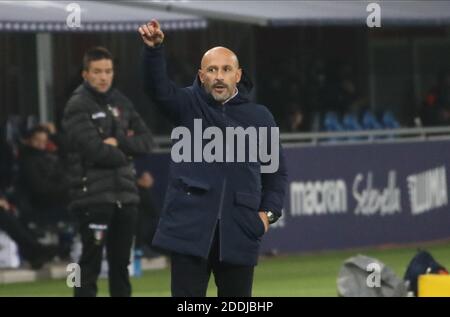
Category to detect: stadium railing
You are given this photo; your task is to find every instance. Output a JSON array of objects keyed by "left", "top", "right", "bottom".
[{"left": 151, "top": 126, "right": 450, "bottom": 152}]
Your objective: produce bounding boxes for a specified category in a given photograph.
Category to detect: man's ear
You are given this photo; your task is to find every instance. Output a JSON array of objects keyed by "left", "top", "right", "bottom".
[
  {"left": 236, "top": 68, "right": 242, "bottom": 83},
  {"left": 82, "top": 70, "right": 87, "bottom": 81},
  {"left": 198, "top": 69, "right": 204, "bottom": 83}
]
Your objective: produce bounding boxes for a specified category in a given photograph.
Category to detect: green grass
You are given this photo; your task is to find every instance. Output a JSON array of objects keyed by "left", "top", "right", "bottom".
[{"left": 1, "top": 240, "right": 450, "bottom": 297}]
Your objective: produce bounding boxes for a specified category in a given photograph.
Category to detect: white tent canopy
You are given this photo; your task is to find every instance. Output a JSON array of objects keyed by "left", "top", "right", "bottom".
[
  {"left": 128, "top": 0, "right": 450, "bottom": 26},
  {"left": 0, "top": 0, "right": 207, "bottom": 32}
]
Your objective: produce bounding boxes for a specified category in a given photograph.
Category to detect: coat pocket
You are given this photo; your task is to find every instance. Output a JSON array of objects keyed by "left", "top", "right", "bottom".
[
  {"left": 177, "top": 176, "right": 210, "bottom": 193},
  {"left": 165, "top": 175, "right": 211, "bottom": 212},
  {"left": 161, "top": 176, "right": 211, "bottom": 240},
  {"left": 233, "top": 191, "right": 265, "bottom": 239}
]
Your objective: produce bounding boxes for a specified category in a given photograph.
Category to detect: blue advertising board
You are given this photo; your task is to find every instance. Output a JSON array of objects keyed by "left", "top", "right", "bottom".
[{"left": 136, "top": 139, "right": 450, "bottom": 254}]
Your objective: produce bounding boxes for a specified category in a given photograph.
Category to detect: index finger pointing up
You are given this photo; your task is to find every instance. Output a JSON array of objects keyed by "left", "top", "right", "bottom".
[{"left": 150, "top": 19, "right": 160, "bottom": 29}]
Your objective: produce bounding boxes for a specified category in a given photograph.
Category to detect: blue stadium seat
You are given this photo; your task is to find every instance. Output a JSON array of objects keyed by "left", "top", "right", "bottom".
[
  {"left": 382, "top": 111, "right": 400, "bottom": 129},
  {"left": 323, "top": 112, "right": 344, "bottom": 143},
  {"left": 323, "top": 112, "right": 344, "bottom": 132},
  {"left": 342, "top": 113, "right": 363, "bottom": 131},
  {"left": 342, "top": 113, "right": 366, "bottom": 141},
  {"left": 362, "top": 111, "right": 383, "bottom": 130}
]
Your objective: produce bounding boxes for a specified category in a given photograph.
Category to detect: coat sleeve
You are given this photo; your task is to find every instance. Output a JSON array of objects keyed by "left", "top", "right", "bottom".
[
  {"left": 259, "top": 111, "right": 288, "bottom": 219},
  {"left": 117, "top": 106, "right": 154, "bottom": 156},
  {"left": 141, "top": 45, "right": 190, "bottom": 124},
  {"left": 62, "top": 99, "right": 129, "bottom": 168}
]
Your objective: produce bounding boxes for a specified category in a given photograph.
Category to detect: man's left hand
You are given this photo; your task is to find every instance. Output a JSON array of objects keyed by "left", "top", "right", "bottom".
[
  {"left": 258, "top": 211, "right": 269, "bottom": 233},
  {"left": 0, "top": 199, "right": 10, "bottom": 211},
  {"left": 103, "top": 137, "right": 118, "bottom": 147}
]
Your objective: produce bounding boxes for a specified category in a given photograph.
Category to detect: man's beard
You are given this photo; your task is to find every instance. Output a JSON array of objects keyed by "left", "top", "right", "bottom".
[
  {"left": 203, "top": 82, "right": 232, "bottom": 103},
  {"left": 211, "top": 90, "right": 232, "bottom": 102}
]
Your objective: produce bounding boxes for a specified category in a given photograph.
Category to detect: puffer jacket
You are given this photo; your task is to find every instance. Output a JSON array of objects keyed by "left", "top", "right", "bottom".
[{"left": 62, "top": 82, "right": 153, "bottom": 211}]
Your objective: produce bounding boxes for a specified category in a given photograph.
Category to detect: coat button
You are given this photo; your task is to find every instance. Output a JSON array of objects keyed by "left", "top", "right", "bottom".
[
  {"left": 187, "top": 192, "right": 191, "bottom": 196},
  {"left": 83, "top": 186, "right": 87, "bottom": 192}
]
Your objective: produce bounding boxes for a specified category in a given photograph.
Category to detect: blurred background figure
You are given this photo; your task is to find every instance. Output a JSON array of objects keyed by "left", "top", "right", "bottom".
[
  {"left": 62, "top": 46, "right": 153, "bottom": 297},
  {"left": 16, "top": 125, "right": 72, "bottom": 259},
  {"left": 305, "top": 59, "right": 327, "bottom": 131},
  {"left": 0, "top": 193, "right": 56, "bottom": 269},
  {"left": 323, "top": 63, "right": 367, "bottom": 117},
  {"left": 285, "top": 103, "right": 308, "bottom": 133},
  {"left": 421, "top": 69, "right": 450, "bottom": 126},
  {"left": 0, "top": 125, "right": 14, "bottom": 193}
]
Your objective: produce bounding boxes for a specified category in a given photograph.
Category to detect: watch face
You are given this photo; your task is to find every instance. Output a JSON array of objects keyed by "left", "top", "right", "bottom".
[{"left": 266, "top": 211, "right": 276, "bottom": 223}]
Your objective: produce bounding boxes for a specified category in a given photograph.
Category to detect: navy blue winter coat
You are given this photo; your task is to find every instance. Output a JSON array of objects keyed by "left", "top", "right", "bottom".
[{"left": 142, "top": 45, "right": 287, "bottom": 266}]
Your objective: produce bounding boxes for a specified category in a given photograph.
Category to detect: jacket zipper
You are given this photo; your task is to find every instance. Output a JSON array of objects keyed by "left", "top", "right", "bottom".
[
  {"left": 218, "top": 178, "right": 227, "bottom": 261},
  {"left": 217, "top": 103, "right": 228, "bottom": 261},
  {"left": 207, "top": 177, "right": 227, "bottom": 261},
  {"left": 217, "top": 178, "right": 227, "bottom": 221},
  {"left": 107, "top": 103, "right": 122, "bottom": 209},
  {"left": 206, "top": 103, "right": 228, "bottom": 261}
]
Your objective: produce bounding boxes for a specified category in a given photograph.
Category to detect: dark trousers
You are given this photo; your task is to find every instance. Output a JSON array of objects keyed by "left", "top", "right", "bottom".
[
  {"left": 170, "top": 226, "right": 254, "bottom": 297},
  {"left": 0, "top": 208, "right": 42, "bottom": 261},
  {"left": 74, "top": 203, "right": 137, "bottom": 297}
]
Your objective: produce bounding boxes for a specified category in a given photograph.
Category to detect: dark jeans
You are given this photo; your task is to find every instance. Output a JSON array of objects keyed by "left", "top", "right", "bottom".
[
  {"left": 74, "top": 203, "right": 137, "bottom": 297},
  {"left": 170, "top": 226, "right": 254, "bottom": 297},
  {"left": 0, "top": 208, "right": 42, "bottom": 261}
]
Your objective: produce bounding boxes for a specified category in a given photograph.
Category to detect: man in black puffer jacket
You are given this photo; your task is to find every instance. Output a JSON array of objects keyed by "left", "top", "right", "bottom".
[{"left": 62, "top": 47, "right": 153, "bottom": 297}]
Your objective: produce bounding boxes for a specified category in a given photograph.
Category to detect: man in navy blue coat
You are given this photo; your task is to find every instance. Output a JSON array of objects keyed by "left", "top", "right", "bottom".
[{"left": 139, "top": 20, "right": 288, "bottom": 297}]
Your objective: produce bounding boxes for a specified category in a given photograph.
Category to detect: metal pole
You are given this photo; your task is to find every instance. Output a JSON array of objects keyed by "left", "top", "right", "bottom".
[
  {"left": 36, "top": 32, "right": 54, "bottom": 123},
  {"left": 368, "top": 36, "right": 376, "bottom": 111}
]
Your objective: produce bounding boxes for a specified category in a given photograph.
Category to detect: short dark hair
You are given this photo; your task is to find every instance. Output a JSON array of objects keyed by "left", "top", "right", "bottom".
[
  {"left": 24, "top": 125, "right": 49, "bottom": 140},
  {"left": 83, "top": 46, "right": 113, "bottom": 71}
]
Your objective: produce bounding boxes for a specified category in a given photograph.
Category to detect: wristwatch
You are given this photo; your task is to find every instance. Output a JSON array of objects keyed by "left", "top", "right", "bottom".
[{"left": 263, "top": 211, "right": 278, "bottom": 224}]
